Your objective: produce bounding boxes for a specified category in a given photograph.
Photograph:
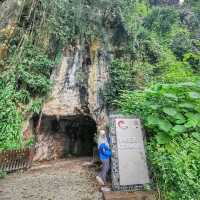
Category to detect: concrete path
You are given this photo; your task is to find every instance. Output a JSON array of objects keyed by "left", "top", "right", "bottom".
[{"left": 0, "top": 158, "right": 102, "bottom": 200}]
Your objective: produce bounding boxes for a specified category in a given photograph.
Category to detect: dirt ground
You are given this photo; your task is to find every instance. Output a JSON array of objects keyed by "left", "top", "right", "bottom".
[{"left": 0, "top": 157, "right": 103, "bottom": 200}]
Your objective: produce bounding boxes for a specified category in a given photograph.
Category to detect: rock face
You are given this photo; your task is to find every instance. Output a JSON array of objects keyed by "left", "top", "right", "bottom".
[
  {"left": 34, "top": 40, "right": 111, "bottom": 161},
  {"left": 0, "top": 0, "right": 22, "bottom": 60},
  {"left": 42, "top": 40, "right": 111, "bottom": 126}
]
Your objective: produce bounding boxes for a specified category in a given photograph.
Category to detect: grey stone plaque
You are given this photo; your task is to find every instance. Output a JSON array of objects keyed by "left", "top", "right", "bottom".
[{"left": 110, "top": 115, "right": 150, "bottom": 191}]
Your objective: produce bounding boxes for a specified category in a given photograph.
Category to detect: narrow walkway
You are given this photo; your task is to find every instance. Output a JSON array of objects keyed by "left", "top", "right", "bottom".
[{"left": 0, "top": 158, "right": 102, "bottom": 200}]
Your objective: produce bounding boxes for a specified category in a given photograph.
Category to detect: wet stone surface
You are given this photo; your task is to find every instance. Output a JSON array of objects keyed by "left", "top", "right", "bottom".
[{"left": 0, "top": 158, "right": 102, "bottom": 200}]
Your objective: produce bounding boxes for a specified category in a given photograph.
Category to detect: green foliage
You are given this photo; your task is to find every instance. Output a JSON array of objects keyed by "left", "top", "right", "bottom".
[
  {"left": 180, "top": 9, "right": 200, "bottom": 31},
  {"left": 1, "top": 0, "right": 200, "bottom": 197},
  {"left": 161, "top": 61, "right": 193, "bottom": 83},
  {"left": 170, "top": 32, "right": 192, "bottom": 59},
  {"left": 0, "top": 39, "right": 52, "bottom": 151},
  {"left": 184, "top": 52, "right": 200, "bottom": 72},
  {"left": 103, "top": 59, "right": 156, "bottom": 106},
  {"left": 144, "top": 7, "right": 179, "bottom": 36},
  {"left": 40, "top": 0, "right": 123, "bottom": 48},
  {"left": 103, "top": 59, "right": 135, "bottom": 105},
  {"left": 132, "top": 31, "right": 163, "bottom": 64},
  {"left": 104, "top": 1, "right": 200, "bottom": 110},
  {"left": 118, "top": 81, "right": 200, "bottom": 143},
  {"left": 122, "top": 1, "right": 149, "bottom": 34},
  {"left": 26, "top": 99, "right": 43, "bottom": 114},
  {"left": 106, "top": 0, "right": 200, "bottom": 105},
  {"left": 185, "top": 0, "right": 200, "bottom": 10},
  {"left": 148, "top": 137, "right": 200, "bottom": 200},
  {"left": 118, "top": 80, "right": 200, "bottom": 199},
  {"left": 0, "top": 83, "right": 23, "bottom": 151},
  {"left": 105, "top": 1, "right": 200, "bottom": 199},
  {"left": 10, "top": 41, "right": 52, "bottom": 97},
  {"left": 146, "top": 45, "right": 194, "bottom": 84}
]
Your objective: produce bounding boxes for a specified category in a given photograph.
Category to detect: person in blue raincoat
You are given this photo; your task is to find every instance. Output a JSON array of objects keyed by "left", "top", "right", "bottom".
[{"left": 96, "top": 129, "right": 111, "bottom": 186}]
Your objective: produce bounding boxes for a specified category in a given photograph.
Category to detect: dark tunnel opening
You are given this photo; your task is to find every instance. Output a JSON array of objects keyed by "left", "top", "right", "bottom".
[{"left": 36, "top": 115, "right": 97, "bottom": 159}]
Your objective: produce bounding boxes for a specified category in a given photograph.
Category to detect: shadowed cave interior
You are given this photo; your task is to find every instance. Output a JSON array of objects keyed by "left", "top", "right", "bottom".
[{"left": 38, "top": 115, "right": 97, "bottom": 157}]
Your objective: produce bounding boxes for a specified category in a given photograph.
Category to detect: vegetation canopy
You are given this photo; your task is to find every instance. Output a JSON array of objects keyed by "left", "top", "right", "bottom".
[{"left": 1, "top": 0, "right": 200, "bottom": 199}]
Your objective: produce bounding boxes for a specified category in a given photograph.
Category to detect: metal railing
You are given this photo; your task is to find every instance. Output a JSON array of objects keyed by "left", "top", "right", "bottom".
[{"left": 0, "top": 147, "right": 35, "bottom": 172}]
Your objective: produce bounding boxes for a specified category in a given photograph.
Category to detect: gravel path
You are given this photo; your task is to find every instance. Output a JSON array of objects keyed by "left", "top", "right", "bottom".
[{"left": 0, "top": 158, "right": 102, "bottom": 200}]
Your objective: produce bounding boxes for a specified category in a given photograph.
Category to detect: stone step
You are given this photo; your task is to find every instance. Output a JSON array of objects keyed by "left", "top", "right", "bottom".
[{"left": 102, "top": 191, "right": 157, "bottom": 200}]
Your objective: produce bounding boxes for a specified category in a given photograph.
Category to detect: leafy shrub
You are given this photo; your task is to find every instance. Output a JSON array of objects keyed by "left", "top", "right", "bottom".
[
  {"left": 103, "top": 58, "right": 157, "bottom": 106},
  {"left": 183, "top": 52, "right": 200, "bottom": 72},
  {"left": 103, "top": 59, "right": 136, "bottom": 106},
  {"left": 152, "top": 47, "right": 193, "bottom": 83},
  {"left": 15, "top": 42, "right": 53, "bottom": 97},
  {"left": 135, "top": 33, "right": 163, "bottom": 64},
  {"left": 0, "top": 83, "right": 23, "bottom": 151},
  {"left": 144, "top": 7, "right": 179, "bottom": 35},
  {"left": 26, "top": 99, "right": 43, "bottom": 114},
  {"left": 148, "top": 137, "right": 200, "bottom": 200},
  {"left": 106, "top": 2, "right": 200, "bottom": 199},
  {"left": 43, "top": 0, "right": 123, "bottom": 48},
  {"left": 162, "top": 61, "right": 193, "bottom": 83},
  {"left": 0, "top": 39, "right": 53, "bottom": 151},
  {"left": 180, "top": 9, "right": 200, "bottom": 31},
  {"left": 170, "top": 32, "right": 192, "bottom": 59},
  {"left": 118, "top": 81, "right": 200, "bottom": 143}
]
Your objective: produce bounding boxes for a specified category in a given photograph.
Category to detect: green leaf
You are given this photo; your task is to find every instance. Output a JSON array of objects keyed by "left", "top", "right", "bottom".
[
  {"left": 179, "top": 103, "right": 195, "bottom": 109},
  {"left": 192, "top": 132, "right": 200, "bottom": 142},
  {"left": 186, "top": 113, "right": 200, "bottom": 120},
  {"left": 176, "top": 118, "right": 186, "bottom": 124},
  {"left": 185, "top": 120, "right": 198, "bottom": 128},
  {"left": 156, "top": 133, "right": 171, "bottom": 144},
  {"left": 158, "top": 119, "right": 173, "bottom": 132},
  {"left": 178, "top": 82, "right": 196, "bottom": 87},
  {"left": 165, "top": 143, "right": 177, "bottom": 153},
  {"left": 185, "top": 113, "right": 200, "bottom": 128},
  {"left": 163, "top": 93, "right": 178, "bottom": 100},
  {"left": 174, "top": 113, "right": 185, "bottom": 120},
  {"left": 147, "top": 115, "right": 160, "bottom": 125},
  {"left": 169, "top": 130, "right": 179, "bottom": 136},
  {"left": 172, "top": 125, "right": 186, "bottom": 133},
  {"left": 149, "top": 104, "right": 160, "bottom": 110},
  {"left": 163, "top": 107, "right": 177, "bottom": 116}
]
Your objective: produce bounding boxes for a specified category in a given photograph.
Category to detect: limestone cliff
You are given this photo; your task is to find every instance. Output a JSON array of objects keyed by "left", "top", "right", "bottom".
[
  {"left": 0, "top": 0, "right": 23, "bottom": 60},
  {"left": 42, "top": 40, "right": 111, "bottom": 128},
  {"left": 33, "top": 40, "right": 112, "bottom": 160}
]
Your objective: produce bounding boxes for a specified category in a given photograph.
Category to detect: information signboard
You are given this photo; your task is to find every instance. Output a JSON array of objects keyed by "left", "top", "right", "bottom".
[{"left": 110, "top": 115, "right": 150, "bottom": 191}]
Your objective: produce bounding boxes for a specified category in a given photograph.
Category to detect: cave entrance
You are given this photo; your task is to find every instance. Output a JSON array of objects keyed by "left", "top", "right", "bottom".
[{"left": 35, "top": 115, "right": 97, "bottom": 160}]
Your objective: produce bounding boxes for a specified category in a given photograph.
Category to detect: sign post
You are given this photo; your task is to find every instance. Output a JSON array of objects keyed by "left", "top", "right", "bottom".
[{"left": 110, "top": 115, "right": 150, "bottom": 191}]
